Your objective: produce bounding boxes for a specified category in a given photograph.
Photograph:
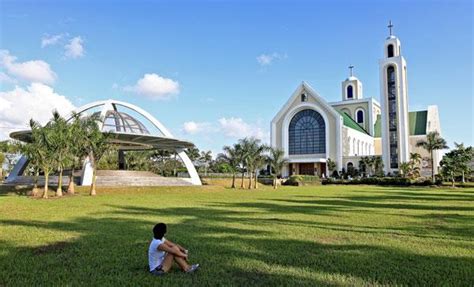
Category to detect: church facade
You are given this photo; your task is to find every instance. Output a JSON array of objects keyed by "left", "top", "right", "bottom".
[{"left": 271, "top": 25, "right": 442, "bottom": 177}]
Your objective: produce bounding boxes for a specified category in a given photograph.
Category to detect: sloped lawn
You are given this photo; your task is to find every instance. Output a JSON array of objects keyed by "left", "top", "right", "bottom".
[{"left": 0, "top": 184, "right": 473, "bottom": 286}]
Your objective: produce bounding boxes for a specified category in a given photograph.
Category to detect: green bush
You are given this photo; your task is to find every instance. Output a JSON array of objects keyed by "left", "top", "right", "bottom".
[
  {"left": 284, "top": 175, "right": 321, "bottom": 186},
  {"left": 322, "top": 177, "right": 432, "bottom": 186}
]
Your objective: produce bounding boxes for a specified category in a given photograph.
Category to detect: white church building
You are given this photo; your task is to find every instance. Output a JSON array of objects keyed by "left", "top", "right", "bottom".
[{"left": 271, "top": 23, "right": 442, "bottom": 177}]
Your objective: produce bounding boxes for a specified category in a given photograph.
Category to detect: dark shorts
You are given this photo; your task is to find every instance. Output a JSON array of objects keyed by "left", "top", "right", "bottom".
[{"left": 150, "top": 265, "right": 165, "bottom": 276}]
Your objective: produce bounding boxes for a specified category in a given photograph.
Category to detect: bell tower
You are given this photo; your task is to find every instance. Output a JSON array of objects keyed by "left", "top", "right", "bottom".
[
  {"left": 342, "top": 65, "right": 363, "bottom": 101},
  {"left": 379, "top": 21, "right": 410, "bottom": 174}
]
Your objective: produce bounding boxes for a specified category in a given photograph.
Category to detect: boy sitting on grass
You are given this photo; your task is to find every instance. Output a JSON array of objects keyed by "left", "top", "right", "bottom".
[{"left": 148, "top": 223, "right": 199, "bottom": 276}]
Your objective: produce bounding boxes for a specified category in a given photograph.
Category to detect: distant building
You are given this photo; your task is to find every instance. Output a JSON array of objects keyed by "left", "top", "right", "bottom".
[{"left": 271, "top": 23, "right": 442, "bottom": 177}]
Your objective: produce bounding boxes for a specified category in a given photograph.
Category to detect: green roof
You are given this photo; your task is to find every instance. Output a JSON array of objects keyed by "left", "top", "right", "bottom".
[
  {"left": 409, "top": 111, "right": 428, "bottom": 135},
  {"left": 338, "top": 111, "right": 369, "bottom": 135},
  {"left": 373, "top": 111, "right": 427, "bottom": 138},
  {"left": 374, "top": 114, "right": 382, "bottom": 137}
]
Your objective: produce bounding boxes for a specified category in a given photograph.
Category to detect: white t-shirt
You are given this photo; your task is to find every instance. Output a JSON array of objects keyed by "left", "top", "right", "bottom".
[{"left": 148, "top": 237, "right": 166, "bottom": 271}]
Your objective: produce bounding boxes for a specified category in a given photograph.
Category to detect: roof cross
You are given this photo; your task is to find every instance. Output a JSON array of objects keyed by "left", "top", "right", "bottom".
[
  {"left": 348, "top": 65, "right": 354, "bottom": 77},
  {"left": 388, "top": 20, "right": 394, "bottom": 36}
]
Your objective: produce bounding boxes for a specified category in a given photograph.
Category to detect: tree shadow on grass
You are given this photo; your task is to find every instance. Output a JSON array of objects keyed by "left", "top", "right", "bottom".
[
  {"left": 0, "top": 185, "right": 31, "bottom": 196},
  {"left": 1, "top": 200, "right": 473, "bottom": 286}
]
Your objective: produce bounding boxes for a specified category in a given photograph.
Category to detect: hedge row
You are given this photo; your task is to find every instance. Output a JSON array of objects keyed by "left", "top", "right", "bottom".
[{"left": 322, "top": 177, "right": 434, "bottom": 186}]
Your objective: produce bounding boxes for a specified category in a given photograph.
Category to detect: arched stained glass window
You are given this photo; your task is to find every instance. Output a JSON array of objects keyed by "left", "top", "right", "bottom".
[
  {"left": 289, "top": 109, "right": 326, "bottom": 155},
  {"left": 347, "top": 85, "right": 353, "bottom": 99}
]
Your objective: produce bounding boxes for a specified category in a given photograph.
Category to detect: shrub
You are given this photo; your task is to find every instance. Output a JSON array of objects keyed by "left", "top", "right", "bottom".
[
  {"left": 284, "top": 175, "right": 303, "bottom": 186},
  {"left": 322, "top": 177, "right": 433, "bottom": 186},
  {"left": 284, "top": 175, "right": 321, "bottom": 186}
]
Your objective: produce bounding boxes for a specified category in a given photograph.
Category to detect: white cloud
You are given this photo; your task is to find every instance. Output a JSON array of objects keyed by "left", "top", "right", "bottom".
[
  {"left": 218, "top": 117, "right": 267, "bottom": 140},
  {"left": 0, "top": 50, "right": 57, "bottom": 84},
  {"left": 64, "top": 36, "right": 84, "bottom": 59},
  {"left": 124, "top": 73, "right": 180, "bottom": 100},
  {"left": 41, "top": 34, "right": 64, "bottom": 48},
  {"left": 181, "top": 117, "right": 268, "bottom": 142},
  {"left": 256, "top": 52, "right": 286, "bottom": 66},
  {"left": 183, "top": 121, "right": 213, "bottom": 135},
  {"left": 0, "top": 72, "right": 16, "bottom": 84},
  {"left": 0, "top": 83, "right": 75, "bottom": 139}
]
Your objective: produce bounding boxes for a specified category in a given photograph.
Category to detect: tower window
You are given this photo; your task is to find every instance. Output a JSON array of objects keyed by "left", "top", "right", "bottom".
[
  {"left": 347, "top": 85, "right": 353, "bottom": 99},
  {"left": 301, "top": 93, "right": 307, "bottom": 102},
  {"left": 387, "top": 44, "right": 394, "bottom": 58},
  {"left": 386, "top": 65, "right": 398, "bottom": 168},
  {"left": 356, "top": 110, "right": 364, "bottom": 123}
]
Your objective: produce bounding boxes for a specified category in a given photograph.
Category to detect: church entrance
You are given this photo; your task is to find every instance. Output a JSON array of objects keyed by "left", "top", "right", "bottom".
[{"left": 299, "top": 163, "right": 315, "bottom": 175}]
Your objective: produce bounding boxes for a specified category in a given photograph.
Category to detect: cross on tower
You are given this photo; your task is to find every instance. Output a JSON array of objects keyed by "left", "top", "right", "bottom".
[
  {"left": 348, "top": 65, "right": 354, "bottom": 77},
  {"left": 388, "top": 20, "right": 394, "bottom": 36}
]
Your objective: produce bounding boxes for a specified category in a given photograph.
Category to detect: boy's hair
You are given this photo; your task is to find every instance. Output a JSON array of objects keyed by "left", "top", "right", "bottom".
[{"left": 153, "top": 223, "right": 167, "bottom": 239}]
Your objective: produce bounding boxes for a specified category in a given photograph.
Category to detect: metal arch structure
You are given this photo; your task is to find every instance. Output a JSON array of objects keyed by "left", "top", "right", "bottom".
[
  {"left": 6, "top": 99, "right": 202, "bottom": 186},
  {"left": 76, "top": 99, "right": 201, "bottom": 186}
]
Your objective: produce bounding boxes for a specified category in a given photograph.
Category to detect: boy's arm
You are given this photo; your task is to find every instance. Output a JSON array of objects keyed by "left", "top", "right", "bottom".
[
  {"left": 164, "top": 239, "right": 186, "bottom": 252},
  {"left": 158, "top": 242, "right": 187, "bottom": 258}
]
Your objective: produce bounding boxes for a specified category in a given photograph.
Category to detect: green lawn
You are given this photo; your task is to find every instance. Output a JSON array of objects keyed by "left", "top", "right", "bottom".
[{"left": 0, "top": 183, "right": 473, "bottom": 286}]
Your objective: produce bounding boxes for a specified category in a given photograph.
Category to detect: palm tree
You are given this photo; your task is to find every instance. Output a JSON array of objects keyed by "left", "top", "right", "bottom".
[
  {"left": 236, "top": 140, "right": 249, "bottom": 188},
  {"left": 409, "top": 152, "right": 422, "bottom": 178},
  {"left": 399, "top": 162, "right": 410, "bottom": 178},
  {"left": 416, "top": 131, "right": 449, "bottom": 182},
  {"left": 49, "top": 111, "right": 71, "bottom": 197},
  {"left": 267, "top": 148, "right": 287, "bottom": 189},
  {"left": 199, "top": 150, "right": 212, "bottom": 176},
  {"left": 409, "top": 152, "right": 422, "bottom": 166},
  {"left": 29, "top": 119, "right": 56, "bottom": 199},
  {"left": 253, "top": 150, "right": 267, "bottom": 189},
  {"left": 81, "top": 115, "right": 111, "bottom": 196},
  {"left": 186, "top": 147, "right": 201, "bottom": 164},
  {"left": 19, "top": 139, "right": 42, "bottom": 196},
  {"left": 372, "top": 156, "right": 384, "bottom": 177},
  {"left": 218, "top": 145, "right": 240, "bottom": 188},
  {"left": 240, "top": 137, "right": 264, "bottom": 189},
  {"left": 358, "top": 156, "right": 369, "bottom": 177},
  {"left": 326, "top": 158, "right": 336, "bottom": 177},
  {"left": 66, "top": 112, "right": 86, "bottom": 195}
]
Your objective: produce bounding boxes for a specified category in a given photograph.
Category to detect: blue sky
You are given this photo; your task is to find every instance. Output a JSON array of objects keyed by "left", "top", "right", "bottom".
[{"left": 0, "top": 0, "right": 472, "bottom": 156}]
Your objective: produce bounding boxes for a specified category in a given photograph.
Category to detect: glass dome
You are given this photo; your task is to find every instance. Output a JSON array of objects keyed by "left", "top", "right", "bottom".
[{"left": 93, "top": 110, "right": 150, "bottom": 135}]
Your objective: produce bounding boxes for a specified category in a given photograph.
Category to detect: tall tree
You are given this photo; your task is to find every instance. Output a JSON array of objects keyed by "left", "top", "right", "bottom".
[
  {"left": 186, "top": 147, "right": 201, "bottom": 164},
  {"left": 372, "top": 156, "right": 384, "bottom": 177},
  {"left": 453, "top": 143, "right": 473, "bottom": 183},
  {"left": 253, "top": 150, "right": 267, "bottom": 189},
  {"left": 49, "top": 111, "right": 71, "bottom": 197},
  {"left": 218, "top": 145, "right": 240, "bottom": 188},
  {"left": 199, "top": 150, "right": 212, "bottom": 176},
  {"left": 416, "top": 131, "right": 449, "bottom": 182},
  {"left": 66, "top": 112, "right": 87, "bottom": 195},
  {"left": 440, "top": 152, "right": 459, "bottom": 187},
  {"left": 29, "top": 120, "right": 56, "bottom": 199},
  {"left": 236, "top": 141, "right": 248, "bottom": 188},
  {"left": 267, "top": 148, "right": 287, "bottom": 189},
  {"left": 18, "top": 138, "right": 42, "bottom": 196},
  {"left": 240, "top": 137, "right": 264, "bottom": 189},
  {"left": 81, "top": 115, "right": 111, "bottom": 196}
]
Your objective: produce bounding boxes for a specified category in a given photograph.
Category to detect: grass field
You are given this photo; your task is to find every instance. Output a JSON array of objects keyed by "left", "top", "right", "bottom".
[{"left": 0, "top": 182, "right": 473, "bottom": 286}]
